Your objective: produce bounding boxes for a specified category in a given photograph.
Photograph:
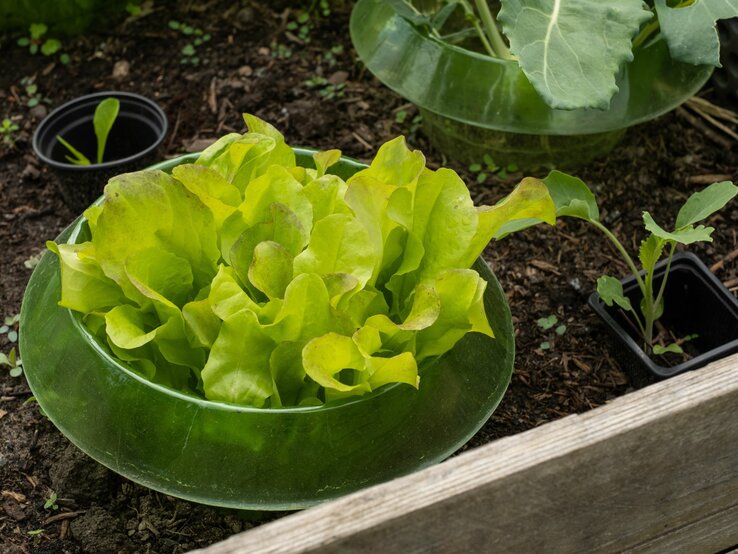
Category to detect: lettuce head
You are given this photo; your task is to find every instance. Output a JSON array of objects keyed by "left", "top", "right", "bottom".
[{"left": 49, "top": 114, "right": 555, "bottom": 407}]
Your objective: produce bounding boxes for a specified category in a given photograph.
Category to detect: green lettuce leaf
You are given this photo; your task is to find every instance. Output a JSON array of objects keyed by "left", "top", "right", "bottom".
[
  {"left": 202, "top": 309, "right": 275, "bottom": 406},
  {"left": 48, "top": 241, "right": 126, "bottom": 313},
  {"left": 93, "top": 170, "right": 219, "bottom": 301},
  {"left": 293, "top": 213, "right": 376, "bottom": 288}
]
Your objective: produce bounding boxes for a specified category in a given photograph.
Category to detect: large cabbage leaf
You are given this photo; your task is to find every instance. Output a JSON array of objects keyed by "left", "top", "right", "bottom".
[
  {"left": 498, "top": 0, "right": 652, "bottom": 110},
  {"left": 655, "top": 0, "right": 738, "bottom": 67}
]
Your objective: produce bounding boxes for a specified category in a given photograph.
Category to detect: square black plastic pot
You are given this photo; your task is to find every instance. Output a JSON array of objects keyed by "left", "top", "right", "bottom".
[
  {"left": 588, "top": 252, "right": 738, "bottom": 384},
  {"left": 32, "top": 91, "right": 168, "bottom": 214}
]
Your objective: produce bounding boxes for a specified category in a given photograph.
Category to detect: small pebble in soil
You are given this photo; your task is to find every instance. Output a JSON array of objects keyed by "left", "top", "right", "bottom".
[
  {"left": 112, "top": 60, "right": 131, "bottom": 80},
  {"left": 29, "top": 105, "right": 48, "bottom": 120},
  {"left": 21, "top": 164, "right": 40, "bottom": 180}
]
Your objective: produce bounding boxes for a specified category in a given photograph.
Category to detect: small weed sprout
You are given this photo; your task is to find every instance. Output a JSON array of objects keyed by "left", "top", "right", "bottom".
[
  {"left": 270, "top": 41, "right": 293, "bottom": 59},
  {"left": 17, "top": 24, "right": 70, "bottom": 64},
  {"left": 21, "top": 77, "right": 51, "bottom": 108},
  {"left": 287, "top": 12, "right": 312, "bottom": 43},
  {"left": 0, "top": 347, "right": 23, "bottom": 377},
  {"left": 304, "top": 76, "right": 345, "bottom": 99},
  {"left": 469, "top": 154, "right": 519, "bottom": 184},
  {"left": 1, "top": 118, "right": 20, "bottom": 147},
  {"left": 169, "top": 20, "right": 211, "bottom": 65},
  {"left": 1, "top": 314, "right": 22, "bottom": 377},
  {"left": 322, "top": 44, "right": 344, "bottom": 67},
  {"left": 43, "top": 492, "right": 59, "bottom": 511},
  {"left": 536, "top": 315, "right": 566, "bottom": 350}
]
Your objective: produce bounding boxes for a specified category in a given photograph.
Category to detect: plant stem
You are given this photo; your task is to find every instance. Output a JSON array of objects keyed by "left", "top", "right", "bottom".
[
  {"left": 653, "top": 241, "right": 676, "bottom": 317},
  {"left": 591, "top": 220, "right": 650, "bottom": 344},
  {"left": 642, "top": 252, "right": 656, "bottom": 348},
  {"left": 456, "top": 0, "right": 497, "bottom": 57},
  {"left": 591, "top": 221, "right": 646, "bottom": 293},
  {"left": 474, "top": 0, "right": 513, "bottom": 60},
  {"left": 632, "top": 16, "right": 659, "bottom": 49}
]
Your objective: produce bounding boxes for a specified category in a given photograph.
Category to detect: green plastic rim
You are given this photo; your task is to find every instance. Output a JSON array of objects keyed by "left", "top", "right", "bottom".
[
  {"left": 19, "top": 151, "right": 515, "bottom": 510},
  {"left": 350, "top": 0, "right": 714, "bottom": 136}
]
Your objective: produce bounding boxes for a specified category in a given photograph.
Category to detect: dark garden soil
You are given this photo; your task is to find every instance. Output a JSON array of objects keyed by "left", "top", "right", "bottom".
[{"left": 1, "top": 2, "right": 737, "bottom": 553}]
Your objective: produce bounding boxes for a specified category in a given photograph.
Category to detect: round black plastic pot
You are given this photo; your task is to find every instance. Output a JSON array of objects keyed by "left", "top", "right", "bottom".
[
  {"left": 32, "top": 91, "right": 168, "bottom": 214},
  {"left": 588, "top": 252, "right": 738, "bottom": 386}
]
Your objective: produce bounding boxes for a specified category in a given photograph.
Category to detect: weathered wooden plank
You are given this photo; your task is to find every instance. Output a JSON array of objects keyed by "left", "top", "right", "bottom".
[{"left": 195, "top": 353, "right": 738, "bottom": 554}]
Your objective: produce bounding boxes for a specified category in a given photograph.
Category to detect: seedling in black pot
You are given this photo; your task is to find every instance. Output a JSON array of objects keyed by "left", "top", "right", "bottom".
[
  {"left": 56, "top": 97, "right": 119, "bottom": 165},
  {"left": 542, "top": 171, "right": 738, "bottom": 377},
  {"left": 32, "top": 91, "right": 167, "bottom": 214}
]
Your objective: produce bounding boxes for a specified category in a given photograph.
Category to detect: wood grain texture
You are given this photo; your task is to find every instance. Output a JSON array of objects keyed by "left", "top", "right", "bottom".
[{"left": 195, "top": 353, "right": 738, "bottom": 554}]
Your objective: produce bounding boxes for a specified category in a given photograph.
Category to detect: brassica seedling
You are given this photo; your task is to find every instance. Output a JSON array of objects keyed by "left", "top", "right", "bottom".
[
  {"left": 543, "top": 171, "right": 738, "bottom": 355},
  {"left": 57, "top": 97, "right": 119, "bottom": 165},
  {"left": 389, "top": 0, "right": 738, "bottom": 110}
]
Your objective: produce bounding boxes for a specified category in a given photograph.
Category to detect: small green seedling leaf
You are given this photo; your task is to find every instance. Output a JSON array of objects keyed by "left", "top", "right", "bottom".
[
  {"left": 537, "top": 314, "right": 558, "bottom": 330},
  {"left": 540, "top": 341, "right": 551, "bottom": 350},
  {"left": 4, "top": 315, "right": 19, "bottom": 326},
  {"left": 60, "top": 53, "right": 71, "bottom": 65},
  {"left": 27, "top": 529, "right": 43, "bottom": 536},
  {"left": 41, "top": 39, "right": 61, "bottom": 56},
  {"left": 641, "top": 295, "right": 664, "bottom": 321},
  {"left": 555, "top": 324, "right": 567, "bottom": 336},
  {"left": 29, "top": 23, "right": 47, "bottom": 39},
  {"left": 543, "top": 170, "right": 600, "bottom": 222},
  {"left": 126, "top": 2, "right": 142, "bottom": 16},
  {"left": 638, "top": 235, "right": 664, "bottom": 271},
  {"left": 56, "top": 135, "right": 91, "bottom": 165},
  {"left": 7, "top": 330, "right": 17, "bottom": 343},
  {"left": 643, "top": 212, "right": 714, "bottom": 245},
  {"left": 675, "top": 181, "right": 738, "bottom": 229},
  {"left": 653, "top": 343, "right": 683, "bottom": 356},
  {"left": 597, "top": 276, "right": 633, "bottom": 312},
  {"left": 93, "top": 97, "right": 120, "bottom": 164},
  {"left": 44, "top": 492, "right": 59, "bottom": 510}
]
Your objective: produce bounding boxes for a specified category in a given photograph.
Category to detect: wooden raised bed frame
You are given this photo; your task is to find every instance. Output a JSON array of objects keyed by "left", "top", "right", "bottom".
[{"left": 196, "top": 353, "right": 738, "bottom": 553}]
